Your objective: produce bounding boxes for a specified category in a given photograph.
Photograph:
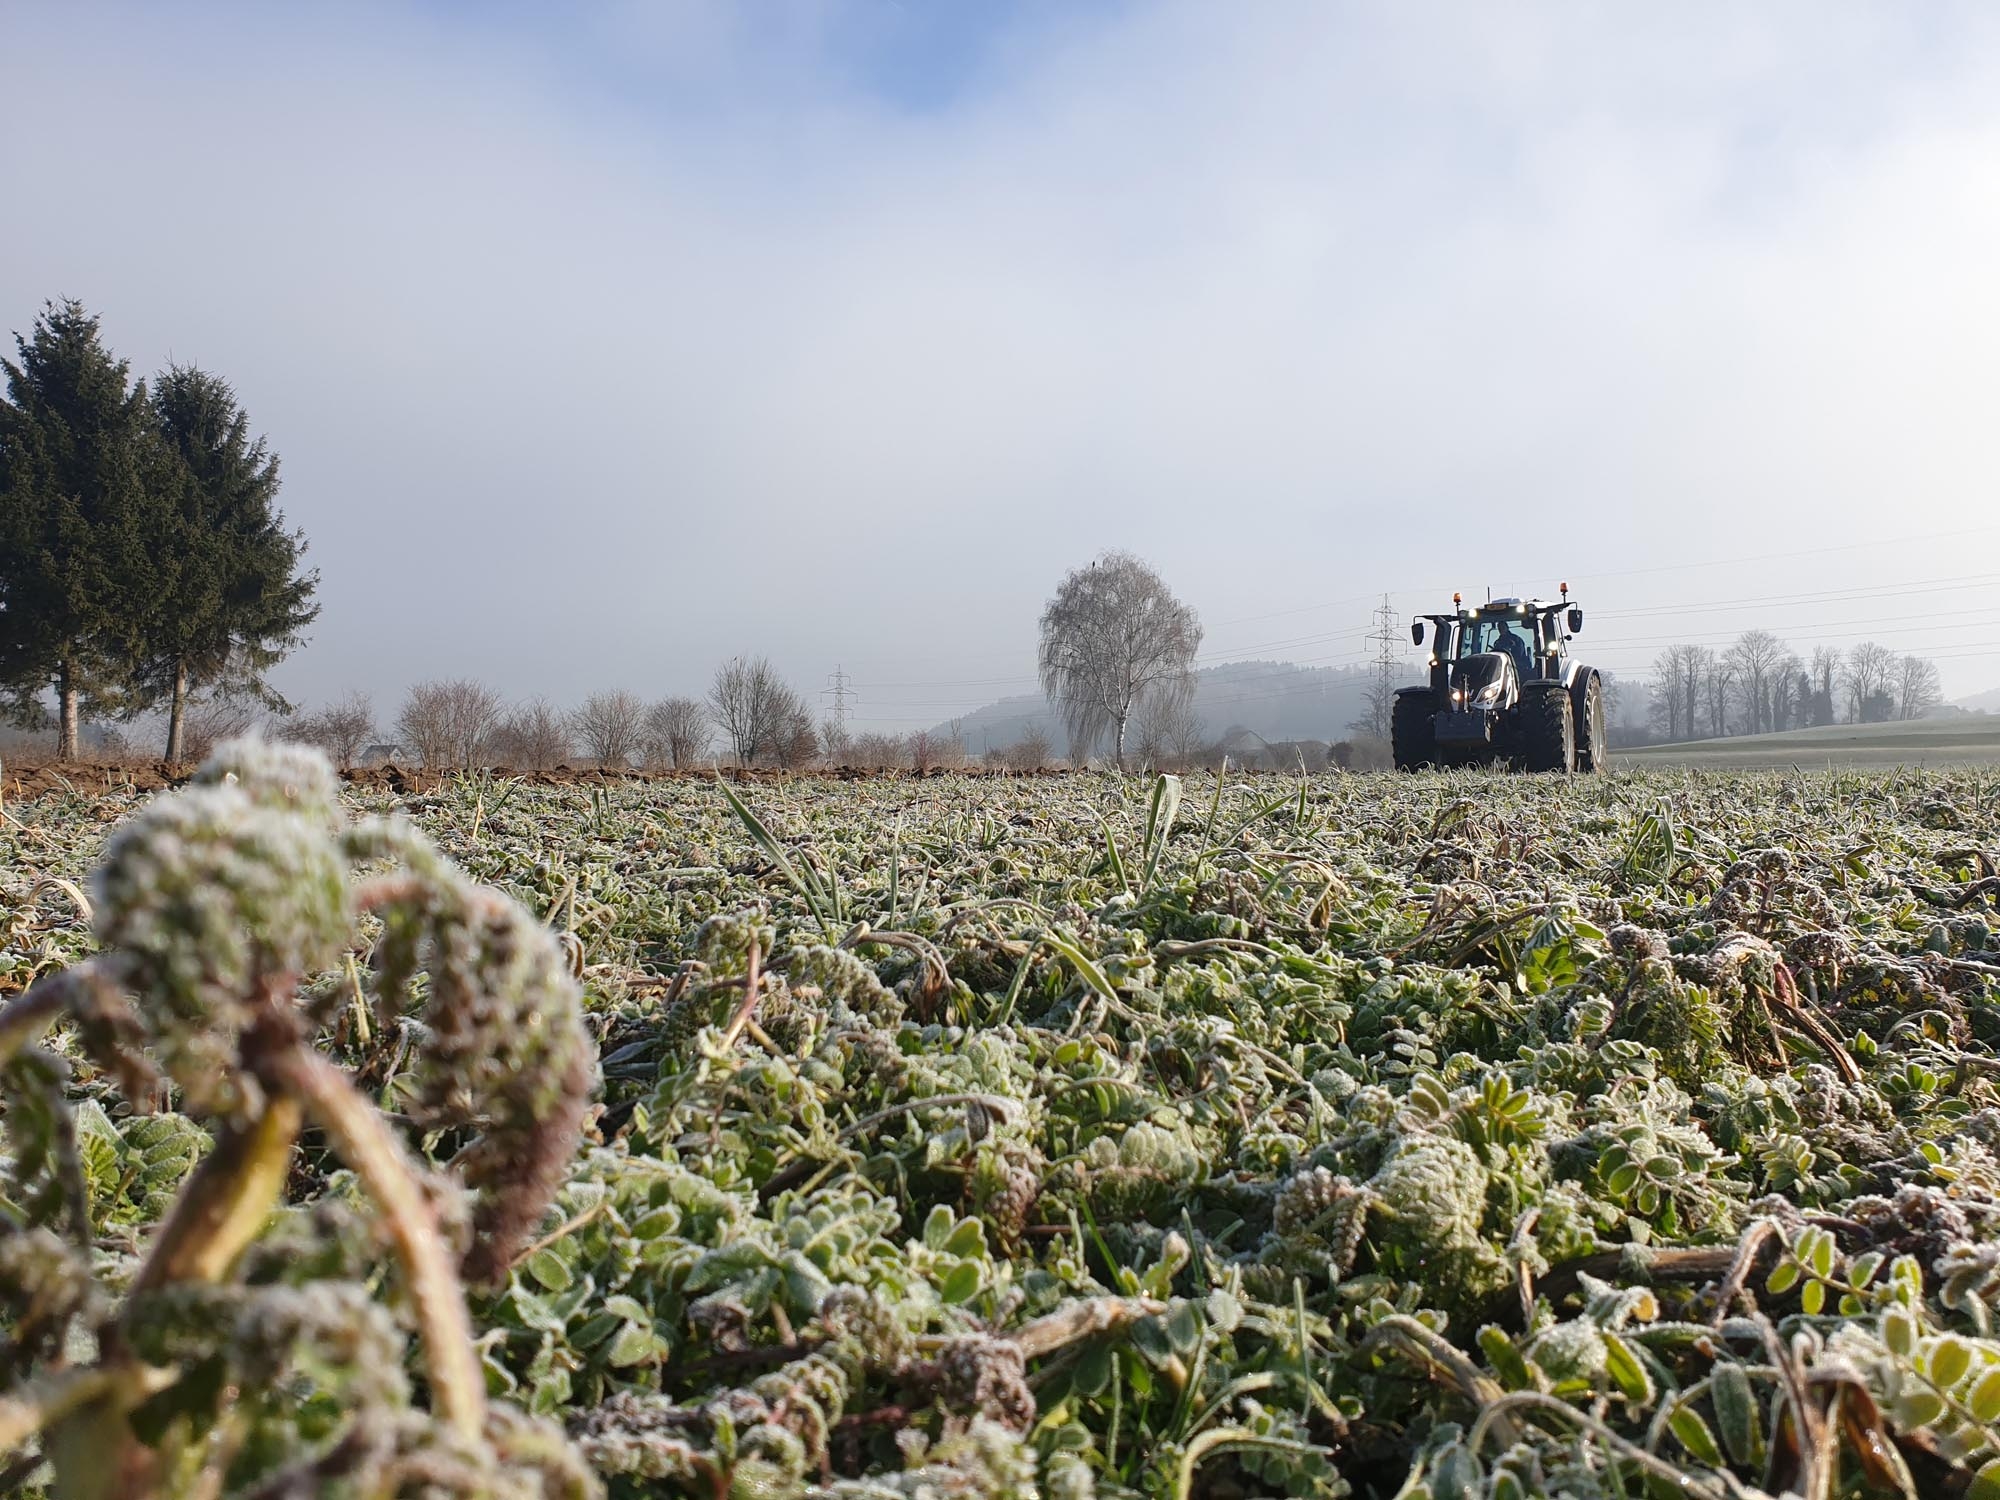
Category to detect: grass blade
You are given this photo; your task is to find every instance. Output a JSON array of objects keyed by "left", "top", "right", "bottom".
[
  {"left": 1044, "top": 931, "right": 1118, "bottom": 1004},
  {"left": 715, "top": 776, "right": 836, "bottom": 938},
  {"left": 1099, "top": 815, "right": 1130, "bottom": 895},
  {"left": 1141, "top": 773, "right": 1183, "bottom": 892}
]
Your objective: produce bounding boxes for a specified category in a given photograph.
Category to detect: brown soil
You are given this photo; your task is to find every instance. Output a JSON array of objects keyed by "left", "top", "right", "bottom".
[
  {"left": 3, "top": 761, "right": 186, "bottom": 804},
  {"left": 2, "top": 759, "right": 1082, "bottom": 806}
]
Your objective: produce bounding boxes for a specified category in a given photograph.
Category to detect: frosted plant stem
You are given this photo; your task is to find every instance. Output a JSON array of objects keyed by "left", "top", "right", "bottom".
[
  {"left": 0, "top": 1365, "right": 176, "bottom": 1461},
  {"left": 274, "top": 1048, "right": 486, "bottom": 1441},
  {"left": 0, "top": 971, "right": 78, "bottom": 1068},
  {"left": 132, "top": 1095, "right": 303, "bottom": 1292}
]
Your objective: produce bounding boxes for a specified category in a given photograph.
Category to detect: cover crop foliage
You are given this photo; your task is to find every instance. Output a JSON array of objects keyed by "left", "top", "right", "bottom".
[
  {"left": 0, "top": 740, "right": 593, "bottom": 1496},
  {"left": 4, "top": 754, "right": 2000, "bottom": 1499}
]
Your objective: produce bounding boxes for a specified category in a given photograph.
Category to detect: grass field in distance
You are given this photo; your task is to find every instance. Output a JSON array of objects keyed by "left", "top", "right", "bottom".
[{"left": 1618, "top": 712, "right": 2000, "bottom": 768}]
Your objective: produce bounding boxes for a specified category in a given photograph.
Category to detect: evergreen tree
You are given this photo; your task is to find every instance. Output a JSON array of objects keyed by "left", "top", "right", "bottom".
[
  {"left": 140, "top": 364, "right": 318, "bottom": 761},
  {"left": 0, "top": 300, "right": 157, "bottom": 758}
]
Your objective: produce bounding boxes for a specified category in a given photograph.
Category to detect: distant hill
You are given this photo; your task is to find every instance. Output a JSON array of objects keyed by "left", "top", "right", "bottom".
[
  {"left": 1955, "top": 687, "right": 2000, "bottom": 714},
  {"left": 938, "top": 660, "right": 1377, "bottom": 758}
]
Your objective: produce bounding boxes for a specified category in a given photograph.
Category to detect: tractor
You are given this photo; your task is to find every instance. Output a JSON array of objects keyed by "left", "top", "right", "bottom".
[{"left": 1391, "top": 585, "right": 1607, "bottom": 773}]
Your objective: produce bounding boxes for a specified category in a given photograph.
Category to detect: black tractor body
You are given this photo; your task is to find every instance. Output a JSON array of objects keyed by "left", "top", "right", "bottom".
[{"left": 1392, "top": 590, "right": 1606, "bottom": 774}]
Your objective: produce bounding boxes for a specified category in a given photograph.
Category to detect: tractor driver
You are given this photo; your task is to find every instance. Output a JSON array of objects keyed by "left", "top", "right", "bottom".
[{"left": 1489, "top": 620, "right": 1532, "bottom": 678}]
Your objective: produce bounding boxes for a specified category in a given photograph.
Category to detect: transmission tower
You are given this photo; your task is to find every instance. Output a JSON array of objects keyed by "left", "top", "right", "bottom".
[
  {"left": 821, "top": 665, "right": 854, "bottom": 741},
  {"left": 1366, "top": 594, "right": 1399, "bottom": 740}
]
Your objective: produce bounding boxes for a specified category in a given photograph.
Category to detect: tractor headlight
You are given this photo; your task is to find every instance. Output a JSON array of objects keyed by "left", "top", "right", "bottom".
[
  {"left": 1474, "top": 681, "right": 1503, "bottom": 707},
  {"left": 1451, "top": 689, "right": 1464, "bottom": 704}
]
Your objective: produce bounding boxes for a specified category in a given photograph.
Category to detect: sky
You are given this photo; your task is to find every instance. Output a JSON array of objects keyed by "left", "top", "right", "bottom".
[{"left": 5, "top": 0, "right": 2000, "bottom": 733}]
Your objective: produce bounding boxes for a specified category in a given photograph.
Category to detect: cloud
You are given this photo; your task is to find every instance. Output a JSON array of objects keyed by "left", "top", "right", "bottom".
[{"left": 4, "top": 0, "right": 1999, "bottom": 728}]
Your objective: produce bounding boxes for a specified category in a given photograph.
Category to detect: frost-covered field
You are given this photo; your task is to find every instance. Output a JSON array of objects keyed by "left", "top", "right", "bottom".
[{"left": 6, "top": 760, "right": 2000, "bottom": 1499}]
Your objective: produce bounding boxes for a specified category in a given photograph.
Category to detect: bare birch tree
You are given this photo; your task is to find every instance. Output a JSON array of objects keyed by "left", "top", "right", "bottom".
[{"left": 1038, "top": 552, "right": 1201, "bottom": 770}]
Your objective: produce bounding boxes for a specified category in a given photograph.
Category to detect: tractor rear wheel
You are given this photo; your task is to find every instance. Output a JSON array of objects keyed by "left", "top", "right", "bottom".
[
  {"left": 1391, "top": 692, "right": 1437, "bottom": 771},
  {"left": 1520, "top": 687, "right": 1574, "bottom": 773},
  {"left": 1575, "top": 674, "right": 1608, "bottom": 773}
]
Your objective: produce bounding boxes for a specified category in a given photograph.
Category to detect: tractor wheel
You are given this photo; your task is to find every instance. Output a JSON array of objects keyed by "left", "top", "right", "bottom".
[
  {"left": 1520, "top": 687, "right": 1574, "bottom": 774},
  {"left": 1391, "top": 692, "right": 1437, "bottom": 771},
  {"left": 1574, "top": 674, "right": 1609, "bottom": 773}
]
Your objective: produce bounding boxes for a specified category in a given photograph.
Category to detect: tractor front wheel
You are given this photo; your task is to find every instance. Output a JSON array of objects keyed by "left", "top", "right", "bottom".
[
  {"left": 1391, "top": 692, "right": 1437, "bottom": 771},
  {"left": 1575, "top": 674, "right": 1608, "bottom": 773},
  {"left": 1520, "top": 687, "right": 1574, "bottom": 774}
]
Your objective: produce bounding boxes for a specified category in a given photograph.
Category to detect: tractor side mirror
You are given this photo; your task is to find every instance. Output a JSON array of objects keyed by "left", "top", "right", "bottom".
[
  {"left": 1568, "top": 607, "right": 1583, "bottom": 633},
  {"left": 1410, "top": 621, "right": 1426, "bottom": 646}
]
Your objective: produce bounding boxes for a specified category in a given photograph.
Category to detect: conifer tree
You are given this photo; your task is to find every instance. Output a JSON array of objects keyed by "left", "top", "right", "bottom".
[
  {"left": 0, "top": 300, "right": 156, "bottom": 758},
  {"left": 140, "top": 363, "right": 318, "bottom": 761}
]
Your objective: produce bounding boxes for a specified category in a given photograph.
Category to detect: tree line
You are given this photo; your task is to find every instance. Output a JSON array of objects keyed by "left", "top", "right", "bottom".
[
  {"left": 8, "top": 522, "right": 1342, "bottom": 774},
  {"left": 264, "top": 657, "right": 1010, "bottom": 773},
  {"left": 1646, "top": 632, "right": 1943, "bottom": 742},
  {"left": 0, "top": 301, "right": 316, "bottom": 760},
  {"left": 272, "top": 550, "right": 1208, "bottom": 774}
]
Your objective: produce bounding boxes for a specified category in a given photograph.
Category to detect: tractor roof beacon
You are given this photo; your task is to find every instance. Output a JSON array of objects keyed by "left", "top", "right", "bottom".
[{"left": 1391, "top": 584, "right": 1608, "bottom": 774}]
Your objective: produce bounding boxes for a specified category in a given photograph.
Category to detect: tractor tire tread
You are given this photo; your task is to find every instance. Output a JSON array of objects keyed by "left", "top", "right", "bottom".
[
  {"left": 1392, "top": 691, "right": 1438, "bottom": 772},
  {"left": 1520, "top": 684, "right": 1574, "bottom": 774}
]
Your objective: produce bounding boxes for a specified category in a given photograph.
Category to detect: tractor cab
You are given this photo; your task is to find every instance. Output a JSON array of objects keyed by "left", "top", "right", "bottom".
[{"left": 1412, "top": 592, "right": 1583, "bottom": 695}]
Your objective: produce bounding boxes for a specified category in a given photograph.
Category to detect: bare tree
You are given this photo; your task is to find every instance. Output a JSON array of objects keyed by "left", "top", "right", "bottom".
[
  {"left": 1132, "top": 675, "right": 1202, "bottom": 769},
  {"left": 1038, "top": 552, "right": 1202, "bottom": 770},
  {"left": 1724, "top": 630, "right": 1789, "bottom": 736},
  {"left": 180, "top": 690, "right": 266, "bottom": 764},
  {"left": 1808, "top": 647, "right": 1844, "bottom": 725},
  {"left": 1351, "top": 673, "right": 1393, "bottom": 744},
  {"left": 1002, "top": 724, "right": 1053, "bottom": 770},
  {"left": 768, "top": 705, "right": 821, "bottom": 769},
  {"left": 909, "top": 721, "right": 966, "bottom": 772},
  {"left": 291, "top": 691, "right": 375, "bottom": 768},
  {"left": 848, "top": 731, "right": 905, "bottom": 769},
  {"left": 1768, "top": 656, "right": 1806, "bottom": 732},
  {"left": 396, "top": 679, "right": 502, "bottom": 769},
  {"left": 1897, "top": 655, "right": 1943, "bottom": 720},
  {"left": 642, "top": 696, "right": 712, "bottom": 769},
  {"left": 1700, "top": 652, "right": 1735, "bottom": 738},
  {"left": 708, "top": 656, "right": 804, "bottom": 766},
  {"left": 1649, "top": 645, "right": 1707, "bottom": 742},
  {"left": 492, "top": 698, "right": 572, "bottom": 771},
  {"left": 1842, "top": 642, "right": 1897, "bottom": 723},
  {"left": 570, "top": 689, "right": 645, "bottom": 768},
  {"left": 1332, "top": 736, "right": 1393, "bottom": 771}
]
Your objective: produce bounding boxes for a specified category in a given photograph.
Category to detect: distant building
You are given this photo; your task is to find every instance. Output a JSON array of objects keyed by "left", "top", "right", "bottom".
[{"left": 360, "top": 742, "right": 401, "bottom": 765}]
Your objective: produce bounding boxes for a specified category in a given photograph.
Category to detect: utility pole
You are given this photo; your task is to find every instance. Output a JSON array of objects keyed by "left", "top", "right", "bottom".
[
  {"left": 821, "top": 665, "right": 854, "bottom": 744},
  {"left": 1366, "top": 594, "right": 1399, "bottom": 740}
]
